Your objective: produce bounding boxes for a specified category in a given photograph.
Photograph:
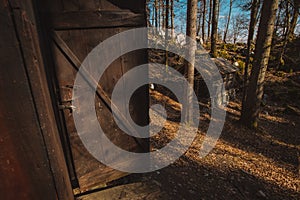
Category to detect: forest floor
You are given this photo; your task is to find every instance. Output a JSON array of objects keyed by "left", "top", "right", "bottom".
[
  {"left": 109, "top": 54, "right": 300, "bottom": 199},
  {"left": 143, "top": 70, "right": 299, "bottom": 200},
  {"left": 79, "top": 49, "right": 299, "bottom": 200}
]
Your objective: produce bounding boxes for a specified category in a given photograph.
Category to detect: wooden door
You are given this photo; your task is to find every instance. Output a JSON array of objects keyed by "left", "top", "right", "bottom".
[{"left": 37, "top": 0, "right": 148, "bottom": 193}]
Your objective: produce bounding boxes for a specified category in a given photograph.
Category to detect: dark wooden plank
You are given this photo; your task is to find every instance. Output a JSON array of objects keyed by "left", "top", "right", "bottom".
[
  {"left": 51, "top": 30, "right": 135, "bottom": 192},
  {"left": 49, "top": 10, "right": 145, "bottom": 29},
  {"left": 35, "top": 0, "right": 148, "bottom": 193},
  {"left": 117, "top": 26, "right": 149, "bottom": 149},
  {"left": 10, "top": 1, "right": 75, "bottom": 199},
  {"left": 61, "top": 0, "right": 96, "bottom": 11},
  {"left": 59, "top": 0, "right": 145, "bottom": 13},
  {"left": 77, "top": 182, "right": 167, "bottom": 200},
  {"left": 0, "top": 1, "right": 59, "bottom": 199},
  {"left": 108, "top": 0, "right": 146, "bottom": 13},
  {"left": 52, "top": 31, "right": 147, "bottom": 148}
]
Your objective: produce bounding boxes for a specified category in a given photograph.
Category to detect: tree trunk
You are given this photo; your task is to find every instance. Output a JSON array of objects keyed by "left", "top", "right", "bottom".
[
  {"left": 146, "top": 0, "right": 151, "bottom": 27},
  {"left": 184, "top": 0, "right": 198, "bottom": 123},
  {"left": 278, "top": 0, "right": 299, "bottom": 67},
  {"left": 165, "top": 0, "right": 169, "bottom": 29},
  {"left": 152, "top": 4, "right": 155, "bottom": 26},
  {"left": 158, "top": 0, "right": 161, "bottom": 28},
  {"left": 272, "top": 1, "right": 282, "bottom": 50},
  {"left": 197, "top": 5, "right": 202, "bottom": 36},
  {"left": 171, "top": 0, "right": 174, "bottom": 37},
  {"left": 240, "top": 0, "right": 279, "bottom": 128},
  {"left": 165, "top": 0, "right": 169, "bottom": 66},
  {"left": 159, "top": 0, "right": 164, "bottom": 28},
  {"left": 287, "top": 0, "right": 299, "bottom": 41},
  {"left": 278, "top": 0, "right": 292, "bottom": 67},
  {"left": 223, "top": 0, "right": 233, "bottom": 43},
  {"left": 211, "top": 0, "right": 219, "bottom": 58},
  {"left": 202, "top": 0, "right": 207, "bottom": 43},
  {"left": 207, "top": 0, "right": 213, "bottom": 43},
  {"left": 162, "top": 0, "right": 165, "bottom": 28},
  {"left": 284, "top": 1, "right": 291, "bottom": 37},
  {"left": 155, "top": 0, "right": 158, "bottom": 27},
  {"left": 242, "top": 0, "right": 260, "bottom": 108},
  {"left": 165, "top": 0, "right": 170, "bottom": 29}
]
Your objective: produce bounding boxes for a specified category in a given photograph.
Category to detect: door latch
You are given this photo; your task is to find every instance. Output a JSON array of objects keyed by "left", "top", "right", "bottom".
[{"left": 58, "top": 104, "right": 76, "bottom": 112}]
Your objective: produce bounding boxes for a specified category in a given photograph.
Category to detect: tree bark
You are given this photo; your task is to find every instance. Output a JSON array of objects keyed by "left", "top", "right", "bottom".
[
  {"left": 158, "top": 0, "right": 161, "bottom": 28},
  {"left": 278, "top": 0, "right": 299, "bottom": 67},
  {"left": 278, "top": 0, "right": 292, "bottom": 67},
  {"left": 240, "top": 0, "right": 279, "bottom": 128},
  {"left": 186, "top": 0, "right": 198, "bottom": 46},
  {"left": 166, "top": 0, "right": 169, "bottom": 29},
  {"left": 162, "top": 0, "right": 165, "bottom": 28},
  {"left": 242, "top": 0, "right": 260, "bottom": 108},
  {"left": 272, "top": 0, "right": 282, "bottom": 50},
  {"left": 155, "top": 0, "right": 158, "bottom": 27},
  {"left": 288, "top": 0, "right": 299, "bottom": 42},
  {"left": 152, "top": 4, "right": 155, "bottom": 26},
  {"left": 207, "top": 0, "right": 213, "bottom": 43},
  {"left": 146, "top": 0, "right": 151, "bottom": 27},
  {"left": 184, "top": 0, "right": 198, "bottom": 123},
  {"left": 171, "top": 0, "right": 174, "bottom": 37},
  {"left": 165, "top": 0, "right": 169, "bottom": 66},
  {"left": 223, "top": 0, "right": 233, "bottom": 43},
  {"left": 202, "top": 0, "right": 207, "bottom": 42},
  {"left": 211, "top": 0, "right": 219, "bottom": 58},
  {"left": 197, "top": 5, "right": 202, "bottom": 36}
]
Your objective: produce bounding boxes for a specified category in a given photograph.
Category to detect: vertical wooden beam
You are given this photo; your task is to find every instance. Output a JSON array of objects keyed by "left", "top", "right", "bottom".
[{"left": 0, "top": 0, "right": 74, "bottom": 199}]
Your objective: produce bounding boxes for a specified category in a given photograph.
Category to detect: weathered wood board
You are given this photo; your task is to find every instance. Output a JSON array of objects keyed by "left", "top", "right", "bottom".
[
  {"left": 0, "top": 0, "right": 73, "bottom": 199},
  {"left": 36, "top": 0, "right": 149, "bottom": 194},
  {"left": 77, "top": 182, "right": 167, "bottom": 200}
]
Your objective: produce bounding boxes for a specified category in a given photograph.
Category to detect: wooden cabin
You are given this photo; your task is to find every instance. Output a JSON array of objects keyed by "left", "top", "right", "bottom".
[{"left": 0, "top": 0, "right": 148, "bottom": 199}]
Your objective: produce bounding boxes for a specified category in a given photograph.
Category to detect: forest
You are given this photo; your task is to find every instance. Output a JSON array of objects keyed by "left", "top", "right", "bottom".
[
  {"left": 0, "top": 0, "right": 299, "bottom": 199},
  {"left": 136, "top": 0, "right": 300, "bottom": 199}
]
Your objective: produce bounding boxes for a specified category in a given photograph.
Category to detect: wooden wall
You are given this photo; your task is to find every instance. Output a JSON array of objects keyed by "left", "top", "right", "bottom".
[
  {"left": 0, "top": 0, "right": 73, "bottom": 199},
  {"left": 35, "top": 0, "right": 149, "bottom": 193},
  {"left": 0, "top": 0, "right": 148, "bottom": 199}
]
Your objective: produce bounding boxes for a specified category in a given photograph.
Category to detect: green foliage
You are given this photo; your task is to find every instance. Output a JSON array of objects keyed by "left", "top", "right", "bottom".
[
  {"left": 236, "top": 60, "right": 246, "bottom": 75},
  {"left": 218, "top": 49, "right": 230, "bottom": 60},
  {"left": 237, "top": 60, "right": 245, "bottom": 69}
]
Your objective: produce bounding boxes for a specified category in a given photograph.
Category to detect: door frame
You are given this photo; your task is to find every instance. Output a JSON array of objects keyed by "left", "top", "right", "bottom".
[{"left": 6, "top": 0, "right": 75, "bottom": 199}]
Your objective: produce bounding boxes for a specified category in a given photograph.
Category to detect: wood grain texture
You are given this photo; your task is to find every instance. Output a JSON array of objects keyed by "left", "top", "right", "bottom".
[
  {"left": 49, "top": 10, "right": 145, "bottom": 30},
  {"left": 9, "top": 0, "right": 75, "bottom": 199},
  {"left": 0, "top": 1, "right": 61, "bottom": 199},
  {"left": 36, "top": 0, "right": 149, "bottom": 193},
  {"left": 51, "top": 29, "right": 147, "bottom": 192},
  {"left": 77, "top": 182, "right": 167, "bottom": 200}
]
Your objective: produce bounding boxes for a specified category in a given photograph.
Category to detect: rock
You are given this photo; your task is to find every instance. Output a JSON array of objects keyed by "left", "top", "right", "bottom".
[
  {"left": 150, "top": 83, "right": 155, "bottom": 90},
  {"left": 233, "top": 62, "right": 239, "bottom": 67}
]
